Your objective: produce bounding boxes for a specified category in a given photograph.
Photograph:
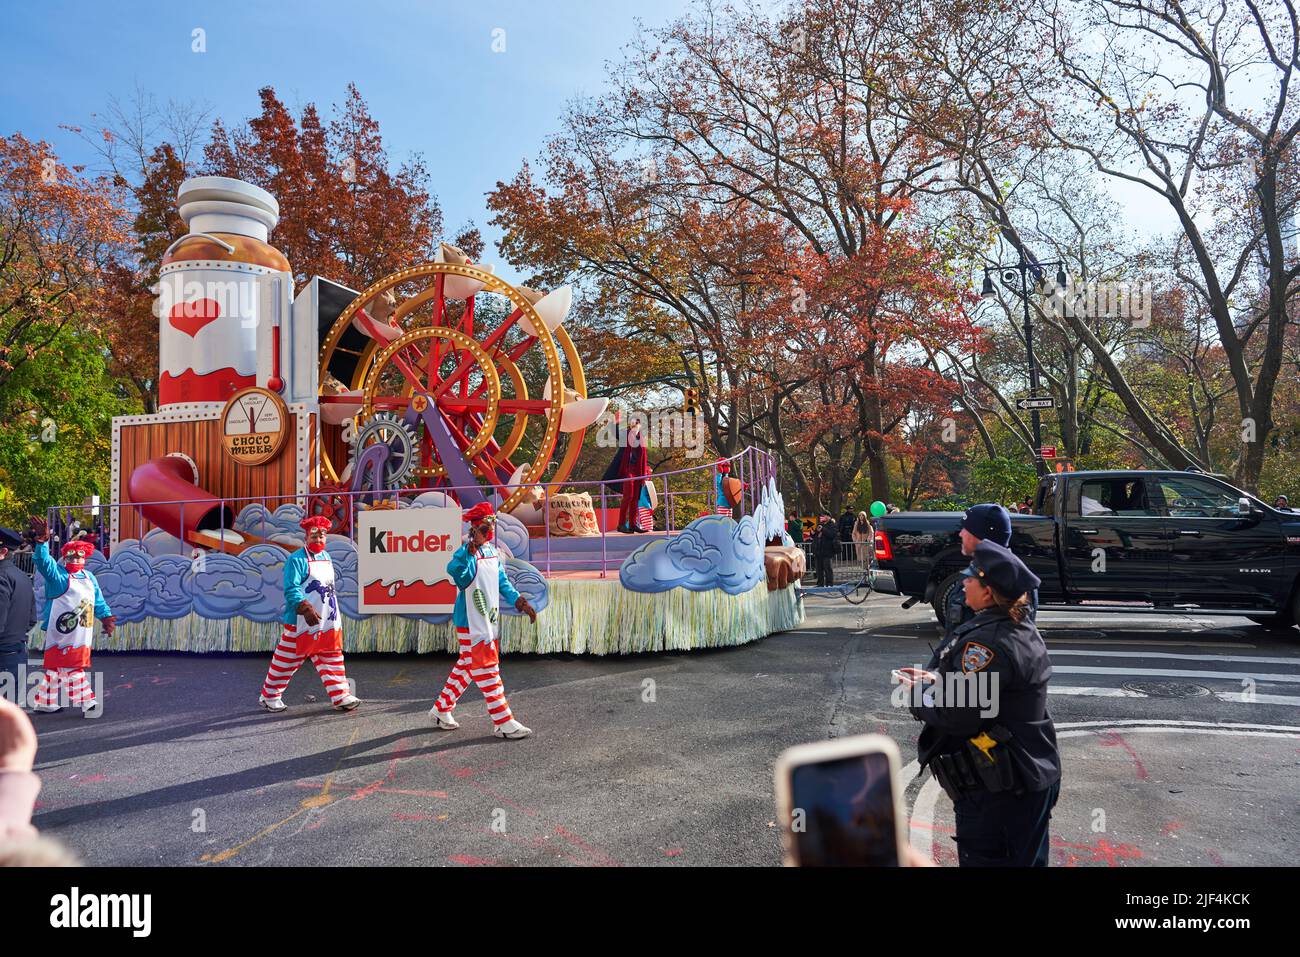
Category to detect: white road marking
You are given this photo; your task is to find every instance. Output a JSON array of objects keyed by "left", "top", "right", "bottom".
[
  {"left": 1050, "top": 686, "right": 1148, "bottom": 698},
  {"left": 906, "top": 720, "right": 1300, "bottom": 864},
  {"left": 1214, "top": 692, "right": 1300, "bottom": 706},
  {"left": 1046, "top": 639, "right": 1257, "bottom": 649},
  {"left": 1049, "top": 649, "right": 1299, "bottom": 666},
  {"left": 1049, "top": 686, "right": 1300, "bottom": 707},
  {"left": 1054, "top": 718, "right": 1300, "bottom": 732},
  {"left": 1053, "top": 665, "right": 1300, "bottom": 684}
]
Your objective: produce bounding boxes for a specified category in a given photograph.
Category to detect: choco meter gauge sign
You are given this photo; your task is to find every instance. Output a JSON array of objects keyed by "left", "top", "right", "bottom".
[{"left": 357, "top": 507, "right": 462, "bottom": 614}]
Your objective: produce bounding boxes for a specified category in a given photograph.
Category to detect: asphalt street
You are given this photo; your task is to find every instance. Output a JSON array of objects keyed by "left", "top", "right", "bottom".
[{"left": 20, "top": 590, "right": 1300, "bottom": 866}]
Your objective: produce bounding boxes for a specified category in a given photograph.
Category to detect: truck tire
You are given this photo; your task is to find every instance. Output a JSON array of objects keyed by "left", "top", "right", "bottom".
[
  {"left": 931, "top": 571, "right": 966, "bottom": 627},
  {"left": 1248, "top": 584, "right": 1300, "bottom": 633}
]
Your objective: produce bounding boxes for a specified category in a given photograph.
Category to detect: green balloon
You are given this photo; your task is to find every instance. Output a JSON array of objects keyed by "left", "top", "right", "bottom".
[{"left": 870, "top": 501, "right": 887, "bottom": 518}]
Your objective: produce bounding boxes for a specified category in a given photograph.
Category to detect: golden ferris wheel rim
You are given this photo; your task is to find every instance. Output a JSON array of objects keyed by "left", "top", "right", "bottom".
[{"left": 317, "top": 261, "right": 571, "bottom": 513}]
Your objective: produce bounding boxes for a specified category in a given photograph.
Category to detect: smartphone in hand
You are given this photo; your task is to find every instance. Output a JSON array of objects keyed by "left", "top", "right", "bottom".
[{"left": 774, "top": 734, "right": 908, "bottom": 867}]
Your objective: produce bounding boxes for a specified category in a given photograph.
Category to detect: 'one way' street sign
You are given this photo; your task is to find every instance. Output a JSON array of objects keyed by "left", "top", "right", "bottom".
[{"left": 1016, "top": 396, "right": 1056, "bottom": 410}]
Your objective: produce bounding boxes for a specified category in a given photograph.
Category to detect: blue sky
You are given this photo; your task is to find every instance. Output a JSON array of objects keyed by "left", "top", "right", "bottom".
[{"left": 0, "top": 0, "right": 698, "bottom": 284}]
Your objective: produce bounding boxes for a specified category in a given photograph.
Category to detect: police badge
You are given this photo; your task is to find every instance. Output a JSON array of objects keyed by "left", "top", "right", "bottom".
[{"left": 962, "top": 641, "right": 995, "bottom": 673}]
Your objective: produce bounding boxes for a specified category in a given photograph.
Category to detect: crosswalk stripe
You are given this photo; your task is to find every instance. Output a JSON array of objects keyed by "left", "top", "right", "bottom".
[
  {"left": 1049, "top": 649, "right": 1300, "bottom": 666},
  {"left": 1053, "top": 665, "right": 1300, "bottom": 684},
  {"left": 1049, "top": 686, "right": 1147, "bottom": 698},
  {"left": 1045, "top": 639, "right": 1258, "bottom": 648},
  {"left": 1049, "top": 686, "right": 1300, "bottom": 706}
]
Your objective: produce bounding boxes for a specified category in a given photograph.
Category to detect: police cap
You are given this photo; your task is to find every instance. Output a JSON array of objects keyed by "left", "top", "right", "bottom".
[{"left": 971, "top": 540, "right": 1041, "bottom": 601}]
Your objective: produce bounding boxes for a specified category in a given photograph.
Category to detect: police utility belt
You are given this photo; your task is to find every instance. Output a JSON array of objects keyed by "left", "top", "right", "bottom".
[{"left": 928, "top": 725, "right": 1021, "bottom": 800}]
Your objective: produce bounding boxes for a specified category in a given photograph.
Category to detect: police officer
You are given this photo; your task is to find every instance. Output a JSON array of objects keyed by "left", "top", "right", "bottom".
[
  {"left": 943, "top": 503, "right": 1037, "bottom": 635},
  {"left": 905, "top": 541, "right": 1060, "bottom": 866},
  {"left": 0, "top": 527, "right": 36, "bottom": 698}
]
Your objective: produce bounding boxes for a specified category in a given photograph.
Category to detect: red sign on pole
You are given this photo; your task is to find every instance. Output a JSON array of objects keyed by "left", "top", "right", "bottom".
[{"left": 1039, "top": 446, "right": 1058, "bottom": 459}]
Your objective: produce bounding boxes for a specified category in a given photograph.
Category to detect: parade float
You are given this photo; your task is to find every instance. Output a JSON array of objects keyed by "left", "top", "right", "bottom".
[{"left": 38, "top": 176, "right": 804, "bottom": 656}]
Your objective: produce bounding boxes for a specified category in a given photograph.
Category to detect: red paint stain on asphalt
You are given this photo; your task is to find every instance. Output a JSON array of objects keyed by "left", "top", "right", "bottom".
[
  {"left": 553, "top": 825, "right": 621, "bottom": 867},
  {"left": 1160, "top": 820, "right": 1184, "bottom": 837},
  {"left": 1098, "top": 731, "right": 1148, "bottom": 780},
  {"left": 1206, "top": 849, "right": 1225, "bottom": 866},
  {"left": 1052, "top": 838, "right": 1144, "bottom": 867},
  {"left": 664, "top": 847, "right": 683, "bottom": 857},
  {"left": 393, "top": 812, "right": 437, "bottom": 822},
  {"left": 481, "top": 828, "right": 588, "bottom": 865},
  {"left": 448, "top": 854, "right": 496, "bottom": 866},
  {"left": 908, "top": 820, "right": 955, "bottom": 833}
]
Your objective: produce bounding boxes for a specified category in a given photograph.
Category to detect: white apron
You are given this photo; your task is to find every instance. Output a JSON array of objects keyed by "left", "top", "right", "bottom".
[
  {"left": 465, "top": 545, "right": 501, "bottom": 647},
  {"left": 45, "top": 572, "right": 96, "bottom": 669},
  {"left": 291, "top": 554, "right": 343, "bottom": 655}
]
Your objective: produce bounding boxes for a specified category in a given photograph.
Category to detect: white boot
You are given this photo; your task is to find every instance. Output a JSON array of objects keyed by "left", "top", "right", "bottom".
[
  {"left": 31, "top": 703, "right": 62, "bottom": 714},
  {"left": 493, "top": 718, "right": 532, "bottom": 739},
  {"left": 429, "top": 706, "right": 459, "bottom": 730},
  {"left": 259, "top": 695, "right": 287, "bottom": 713},
  {"left": 333, "top": 694, "right": 361, "bottom": 711}
]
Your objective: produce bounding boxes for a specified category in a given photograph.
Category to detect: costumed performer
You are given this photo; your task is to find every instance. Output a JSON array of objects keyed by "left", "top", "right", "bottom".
[
  {"left": 259, "top": 516, "right": 360, "bottom": 712},
  {"left": 26, "top": 517, "right": 113, "bottom": 716},
  {"left": 430, "top": 502, "right": 537, "bottom": 739}
]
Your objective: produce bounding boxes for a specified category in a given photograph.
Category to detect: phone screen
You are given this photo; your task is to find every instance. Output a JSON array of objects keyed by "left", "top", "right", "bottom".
[{"left": 788, "top": 751, "right": 900, "bottom": 867}]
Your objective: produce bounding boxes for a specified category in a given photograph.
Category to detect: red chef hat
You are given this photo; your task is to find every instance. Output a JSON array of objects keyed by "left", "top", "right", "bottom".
[
  {"left": 300, "top": 515, "right": 332, "bottom": 532},
  {"left": 61, "top": 540, "right": 94, "bottom": 560},
  {"left": 464, "top": 502, "right": 496, "bottom": 524}
]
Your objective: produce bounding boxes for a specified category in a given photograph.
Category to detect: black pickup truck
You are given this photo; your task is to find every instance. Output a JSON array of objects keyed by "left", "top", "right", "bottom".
[{"left": 871, "top": 470, "right": 1300, "bottom": 633}]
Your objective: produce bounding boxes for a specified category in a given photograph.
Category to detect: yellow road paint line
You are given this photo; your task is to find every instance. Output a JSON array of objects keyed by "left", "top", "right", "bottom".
[{"left": 201, "top": 726, "right": 361, "bottom": 863}]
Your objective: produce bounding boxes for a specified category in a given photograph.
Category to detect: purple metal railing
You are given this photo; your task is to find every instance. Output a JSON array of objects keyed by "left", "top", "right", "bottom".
[{"left": 52, "top": 447, "right": 778, "bottom": 577}]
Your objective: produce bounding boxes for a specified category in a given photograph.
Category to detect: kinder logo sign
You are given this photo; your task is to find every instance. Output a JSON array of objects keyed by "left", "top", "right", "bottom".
[{"left": 358, "top": 507, "right": 462, "bottom": 614}]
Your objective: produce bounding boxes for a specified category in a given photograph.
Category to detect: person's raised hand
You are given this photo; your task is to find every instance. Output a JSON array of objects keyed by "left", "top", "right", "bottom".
[
  {"left": 0, "top": 698, "right": 38, "bottom": 774},
  {"left": 27, "top": 515, "right": 49, "bottom": 543}
]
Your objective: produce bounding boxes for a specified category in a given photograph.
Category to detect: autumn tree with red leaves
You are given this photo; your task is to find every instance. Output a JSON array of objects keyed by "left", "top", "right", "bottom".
[
  {"left": 490, "top": 0, "right": 979, "bottom": 510},
  {"left": 202, "top": 84, "right": 442, "bottom": 291}
]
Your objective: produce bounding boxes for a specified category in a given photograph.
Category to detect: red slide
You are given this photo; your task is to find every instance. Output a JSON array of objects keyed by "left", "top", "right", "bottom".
[{"left": 127, "top": 457, "right": 237, "bottom": 546}]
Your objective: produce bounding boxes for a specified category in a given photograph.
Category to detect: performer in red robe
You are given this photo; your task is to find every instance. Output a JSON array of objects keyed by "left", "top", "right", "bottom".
[{"left": 616, "top": 421, "right": 650, "bottom": 533}]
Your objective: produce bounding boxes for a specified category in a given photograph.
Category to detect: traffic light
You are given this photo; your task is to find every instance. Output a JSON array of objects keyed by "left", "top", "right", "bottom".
[{"left": 683, "top": 387, "right": 699, "bottom": 418}]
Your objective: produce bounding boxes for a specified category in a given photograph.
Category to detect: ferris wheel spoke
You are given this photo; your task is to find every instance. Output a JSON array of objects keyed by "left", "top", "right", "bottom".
[{"left": 431, "top": 309, "right": 532, "bottom": 403}]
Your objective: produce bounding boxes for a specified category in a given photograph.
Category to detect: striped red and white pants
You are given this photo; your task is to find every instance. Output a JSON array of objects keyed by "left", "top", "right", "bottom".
[
  {"left": 33, "top": 668, "right": 95, "bottom": 708},
  {"left": 259, "top": 633, "right": 351, "bottom": 705},
  {"left": 433, "top": 629, "right": 514, "bottom": 726}
]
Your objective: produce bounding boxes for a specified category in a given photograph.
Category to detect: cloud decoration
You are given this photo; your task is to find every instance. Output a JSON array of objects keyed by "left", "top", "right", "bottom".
[
  {"left": 191, "top": 551, "right": 276, "bottom": 621},
  {"left": 494, "top": 511, "right": 530, "bottom": 563},
  {"left": 85, "top": 550, "right": 153, "bottom": 623},
  {"left": 140, "top": 528, "right": 188, "bottom": 557},
  {"left": 146, "top": 556, "right": 194, "bottom": 620},
  {"left": 409, "top": 490, "right": 455, "bottom": 509},
  {"left": 502, "top": 558, "right": 549, "bottom": 615},
  {"left": 619, "top": 514, "right": 764, "bottom": 595},
  {"left": 234, "top": 502, "right": 307, "bottom": 540}
]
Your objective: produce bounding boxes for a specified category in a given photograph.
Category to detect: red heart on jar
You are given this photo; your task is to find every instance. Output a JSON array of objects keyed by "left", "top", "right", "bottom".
[{"left": 169, "top": 298, "right": 221, "bottom": 337}]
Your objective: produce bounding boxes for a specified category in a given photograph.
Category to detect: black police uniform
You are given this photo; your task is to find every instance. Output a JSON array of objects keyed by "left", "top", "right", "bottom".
[
  {"left": 912, "top": 545, "right": 1060, "bottom": 866},
  {"left": 0, "top": 537, "right": 36, "bottom": 693}
]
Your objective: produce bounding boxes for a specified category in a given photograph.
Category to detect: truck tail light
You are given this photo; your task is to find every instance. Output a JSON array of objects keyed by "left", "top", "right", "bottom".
[{"left": 873, "top": 529, "right": 893, "bottom": 561}]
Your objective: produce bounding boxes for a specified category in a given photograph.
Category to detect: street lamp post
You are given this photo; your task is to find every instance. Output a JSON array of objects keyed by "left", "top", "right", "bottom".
[{"left": 981, "top": 252, "right": 1067, "bottom": 477}]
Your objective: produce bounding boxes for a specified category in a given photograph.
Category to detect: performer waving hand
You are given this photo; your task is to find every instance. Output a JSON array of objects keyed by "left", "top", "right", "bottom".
[
  {"left": 258, "top": 516, "right": 359, "bottom": 712},
  {"left": 431, "top": 502, "right": 537, "bottom": 738},
  {"left": 27, "top": 517, "right": 113, "bottom": 715}
]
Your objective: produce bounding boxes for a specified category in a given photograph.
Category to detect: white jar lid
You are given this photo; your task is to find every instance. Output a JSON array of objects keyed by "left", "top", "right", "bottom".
[{"left": 177, "top": 176, "right": 280, "bottom": 240}]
